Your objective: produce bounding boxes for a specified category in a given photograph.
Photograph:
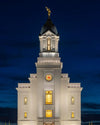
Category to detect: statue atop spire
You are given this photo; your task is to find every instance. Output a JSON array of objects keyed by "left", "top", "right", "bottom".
[{"left": 45, "top": 6, "right": 51, "bottom": 17}]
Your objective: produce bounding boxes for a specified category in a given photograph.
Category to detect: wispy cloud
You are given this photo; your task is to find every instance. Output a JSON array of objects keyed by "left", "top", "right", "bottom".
[{"left": 82, "top": 103, "right": 100, "bottom": 110}]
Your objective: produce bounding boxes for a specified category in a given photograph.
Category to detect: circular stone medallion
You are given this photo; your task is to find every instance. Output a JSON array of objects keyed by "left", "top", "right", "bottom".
[{"left": 46, "top": 74, "right": 52, "bottom": 81}]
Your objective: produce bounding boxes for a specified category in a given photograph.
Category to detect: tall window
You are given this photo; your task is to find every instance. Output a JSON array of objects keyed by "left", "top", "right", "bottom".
[
  {"left": 71, "top": 97, "right": 75, "bottom": 104},
  {"left": 47, "top": 38, "right": 51, "bottom": 51},
  {"left": 45, "top": 91, "right": 52, "bottom": 104},
  {"left": 46, "top": 110, "right": 52, "bottom": 117},
  {"left": 24, "top": 112, "right": 27, "bottom": 118},
  {"left": 24, "top": 97, "right": 27, "bottom": 104},
  {"left": 71, "top": 112, "right": 74, "bottom": 118}
]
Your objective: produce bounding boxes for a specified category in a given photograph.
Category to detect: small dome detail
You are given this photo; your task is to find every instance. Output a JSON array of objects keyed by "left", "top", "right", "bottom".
[{"left": 39, "top": 18, "right": 59, "bottom": 36}]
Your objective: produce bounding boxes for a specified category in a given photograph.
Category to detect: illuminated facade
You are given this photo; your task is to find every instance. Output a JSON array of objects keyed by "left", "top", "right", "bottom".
[{"left": 16, "top": 10, "right": 82, "bottom": 125}]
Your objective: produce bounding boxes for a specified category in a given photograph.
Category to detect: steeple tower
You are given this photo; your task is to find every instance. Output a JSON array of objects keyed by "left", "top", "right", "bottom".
[
  {"left": 39, "top": 7, "right": 59, "bottom": 57},
  {"left": 16, "top": 7, "right": 82, "bottom": 125}
]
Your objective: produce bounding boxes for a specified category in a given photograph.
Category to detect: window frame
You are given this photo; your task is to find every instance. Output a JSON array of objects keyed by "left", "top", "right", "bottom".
[
  {"left": 24, "top": 112, "right": 27, "bottom": 118},
  {"left": 71, "top": 112, "right": 74, "bottom": 118},
  {"left": 47, "top": 38, "right": 51, "bottom": 51},
  {"left": 46, "top": 110, "right": 52, "bottom": 118},
  {"left": 71, "top": 96, "right": 75, "bottom": 104},
  {"left": 45, "top": 91, "right": 53, "bottom": 104},
  {"left": 24, "top": 97, "right": 28, "bottom": 105}
]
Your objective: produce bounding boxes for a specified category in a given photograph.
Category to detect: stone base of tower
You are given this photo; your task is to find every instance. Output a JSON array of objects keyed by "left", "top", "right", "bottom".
[
  {"left": 18, "top": 120, "right": 37, "bottom": 125},
  {"left": 17, "top": 120, "right": 81, "bottom": 125},
  {"left": 60, "top": 120, "right": 81, "bottom": 125}
]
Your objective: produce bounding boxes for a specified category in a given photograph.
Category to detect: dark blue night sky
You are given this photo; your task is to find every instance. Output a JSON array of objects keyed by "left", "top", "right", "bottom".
[{"left": 0, "top": 0, "right": 100, "bottom": 124}]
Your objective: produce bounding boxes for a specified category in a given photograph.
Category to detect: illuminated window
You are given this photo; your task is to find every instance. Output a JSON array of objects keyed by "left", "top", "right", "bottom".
[
  {"left": 46, "top": 110, "right": 52, "bottom": 117},
  {"left": 45, "top": 91, "right": 52, "bottom": 104},
  {"left": 71, "top": 112, "right": 74, "bottom": 118},
  {"left": 47, "top": 38, "right": 51, "bottom": 51},
  {"left": 24, "top": 97, "right": 27, "bottom": 104},
  {"left": 24, "top": 112, "right": 27, "bottom": 118},
  {"left": 71, "top": 97, "right": 75, "bottom": 104}
]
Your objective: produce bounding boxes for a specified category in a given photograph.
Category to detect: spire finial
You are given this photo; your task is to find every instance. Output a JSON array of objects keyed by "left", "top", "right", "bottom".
[{"left": 45, "top": 6, "right": 51, "bottom": 17}]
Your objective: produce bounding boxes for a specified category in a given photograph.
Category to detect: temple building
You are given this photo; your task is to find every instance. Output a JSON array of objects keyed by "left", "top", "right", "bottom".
[{"left": 16, "top": 7, "right": 83, "bottom": 125}]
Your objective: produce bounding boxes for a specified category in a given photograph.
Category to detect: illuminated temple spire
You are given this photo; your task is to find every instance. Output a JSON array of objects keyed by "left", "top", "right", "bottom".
[
  {"left": 16, "top": 7, "right": 83, "bottom": 125},
  {"left": 40, "top": 7, "right": 58, "bottom": 36}
]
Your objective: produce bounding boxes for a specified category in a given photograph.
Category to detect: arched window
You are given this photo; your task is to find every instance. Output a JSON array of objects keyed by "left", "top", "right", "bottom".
[
  {"left": 45, "top": 91, "right": 52, "bottom": 104},
  {"left": 47, "top": 38, "right": 51, "bottom": 51},
  {"left": 71, "top": 97, "right": 75, "bottom": 104}
]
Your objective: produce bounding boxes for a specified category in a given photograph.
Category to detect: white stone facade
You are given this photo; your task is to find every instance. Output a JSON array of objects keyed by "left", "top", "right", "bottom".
[{"left": 16, "top": 19, "right": 82, "bottom": 125}]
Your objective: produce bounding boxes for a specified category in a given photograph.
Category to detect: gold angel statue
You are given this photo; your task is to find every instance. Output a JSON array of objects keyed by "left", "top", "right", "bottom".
[{"left": 45, "top": 6, "right": 51, "bottom": 17}]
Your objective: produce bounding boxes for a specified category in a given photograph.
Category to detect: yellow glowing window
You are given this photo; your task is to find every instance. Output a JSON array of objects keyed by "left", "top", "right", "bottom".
[
  {"left": 71, "top": 97, "right": 75, "bottom": 104},
  {"left": 46, "top": 110, "right": 52, "bottom": 117},
  {"left": 24, "top": 112, "right": 27, "bottom": 118},
  {"left": 24, "top": 97, "right": 27, "bottom": 104},
  {"left": 71, "top": 112, "right": 74, "bottom": 118},
  {"left": 45, "top": 91, "right": 52, "bottom": 104},
  {"left": 47, "top": 38, "right": 51, "bottom": 51}
]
